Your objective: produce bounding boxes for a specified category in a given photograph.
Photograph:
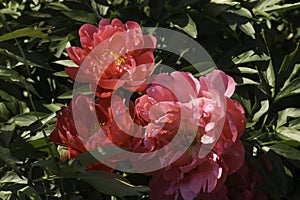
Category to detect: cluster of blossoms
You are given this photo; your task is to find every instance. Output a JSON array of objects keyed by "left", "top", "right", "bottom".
[{"left": 50, "top": 19, "right": 265, "bottom": 199}]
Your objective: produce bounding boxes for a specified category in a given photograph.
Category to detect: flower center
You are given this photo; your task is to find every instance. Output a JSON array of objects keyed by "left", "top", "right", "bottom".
[
  {"left": 100, "top": 50, "right": 132, "bottom": 78},
  {"left": 116, "top": 56, "right": 126, "bottom": 67},
  {"left": 99, "top": 122, "right": 106, "bottom": 128},
  {"left": 89, "top": 122, "right": 107, "bottom": 135},
  {"left": 115, "top": 55, "right": 129, "bottom": 74}
]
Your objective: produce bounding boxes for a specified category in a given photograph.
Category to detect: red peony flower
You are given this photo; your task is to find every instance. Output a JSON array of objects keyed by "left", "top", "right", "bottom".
[
  {"left": 49, "top": 94, "right": 139, "bottom": 171},
  {"left": 65, "top": 19, "right": 156, "bottom": 97},
  {"left": 49, "top": 95, "right": 111, "bottom": 171}
]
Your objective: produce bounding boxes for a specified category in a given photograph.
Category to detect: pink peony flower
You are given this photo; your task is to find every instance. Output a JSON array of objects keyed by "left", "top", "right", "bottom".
[
  {"left": 133, "top": 70, "right": 246, "bottom": 199},
  {"left": 149, "top": 152, "right": 228, "bottom": 200},
  {"left": 227, "top": 161, "right": 267, "bottom": 200},
  {"left": 65, "top": 19, "right": 156, "bottom": 97}
]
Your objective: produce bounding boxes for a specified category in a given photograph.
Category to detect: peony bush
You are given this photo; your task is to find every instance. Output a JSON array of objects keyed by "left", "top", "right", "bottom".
[
  {"left": 1, "top": 1, "right": 300, "bottom": 199},
  {"left": 50, "top": 18, "right": 249, "bottom": 199}
]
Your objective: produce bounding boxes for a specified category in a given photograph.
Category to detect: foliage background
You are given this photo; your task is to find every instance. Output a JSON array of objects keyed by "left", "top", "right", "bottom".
[{"left": 0, "top": 0, "right": 300, "bottom": 199}]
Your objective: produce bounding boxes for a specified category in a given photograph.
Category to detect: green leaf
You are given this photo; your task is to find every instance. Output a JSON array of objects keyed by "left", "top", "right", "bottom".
[
  {"left": 76, "top": 170, "right": 149, "bottom": 197},
  {"left": 0, "top": 171, "right": 27, "bottom": 184},
  {"left": 226, "top": 7, "right": 253, "bottom": 19},
  {"left": 25, "top": 12, "right": 51, "bottom": 18},
  {"left": 50, "top": 34, "right": 75, "bottom": 58},
  {"left": 260, "top": 30, "right": 275, "bottom": 94},
  {"left": 0, "top": 9, "right": 20, "bottom": 19},
  {"left": 91, "top": 0, "right": 109, "bottom": 16},
  {"left": 17, "top": 186, "right": 42, "bottom": 200},
  {"left": 265, "top": 60, "right": 275, "bottom": 88},
  {"left": 203, "top": 2, "right": 233, "bottom": 17},
  {"left": 276, "top": 77, "right": 300, "bottom": 101},
  {"left": 34, "top": 159, "right": 61, "bottom": 172},
  {"left": 52, "top": 71, "right": 69, "bottom": 77},
  {"left": 290, "top": 118, "right": 300, "bottom": 130},
  {"left": 62, "top": 10, "right": 98, "bottom": 24},
  {"left": 0, "top": 27, "right": 48, "bottom": 42},
  {"left": 27, "top": 125, "right": 54, "bottom": 142},
  {"left": 28, "top": 136, "right": 58, "bottom": 156},
  {"left": 278, "top": 44, "right": 300, "bottom": 88},
  {"left": 233, "top": 94, "right": 252, "bottom": 117},
  {"left": 74, "top": 149, "right": 102, "bottom": 167},
  {"left": 0, "top": 47, "right": 53, "bottom": 71},
  {"left": 74, "top": 146, "right": 132, "bottom": 168},
  {"left": 0, "top": 123, "right": 15, "bottom": 146},
  {"left": 43, "top": 103, "right": 64, "bottom": 112},
  {"left": 44, "top": 2, "right": 72, "bottom": 11},
  {"left": 276, "top": 127, "right": 300, "bottom": 143},
  {"left": 53, "top": 59, "right": 77, "bottom": 67},
  {"left": 232, "top": 50, "right": 269, "bottom": 64},
  {"left": 0, "top": 145, "right": 21, "bottom": 173},
  {"left": 29, "top": 160, "right": 61, "bottom": 181},
  {"left": 236, "top": 77, "right": 259, "bottom": 85},
  {"left": 0, "top": 67, "right": 39, "bottom": 96},
  {"left": 0, "top": 191, "right": 12, "bottom": 200},
  {"left": 58, "top": 85, "right": 92, "bottom": 99},
  {"left": 282, "top": 63, "right": 300, "bottom": 89},
  {"left": 0, "top": 90, "right": 28, "bottom": 122},
  {"left": 0, "top": 104, "right": 13, "bottom": 123},
  {"left": 28, "top": 160, "right": 62, "bottom": 185},
  {"left": 239, "top": 22, "right": 256, "bottom": 39},
  {"left": 14, "top": 112, "right": 48, "bottom": 127},
  {"left": 237, "top": 67, "right": 258, "bottom": 74},
  {"left": 57, "top": 90, "right": 74, "bottom": 99},
  {"left": 277, "top": 108, "right": 300, "bottom": 128},
  {"left": 170, "top": 14, "right": 198, "bottom": 38},
  {"left": 210, "top": 0, "right": 240, "bottom": 6},
  {"left": 264, "top": 2, "right": 300, "bottom": 13},
  {"left": 252, "top": 99, "right": 269, "bottom": 122},
  {"left": 254, "top": 0, "right": 281, "bottom": 11},
  {"left": 269, "top": 144, "right": 300, "bottom": 160}
]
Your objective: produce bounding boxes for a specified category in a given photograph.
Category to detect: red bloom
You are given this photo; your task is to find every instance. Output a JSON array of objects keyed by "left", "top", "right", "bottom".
[
  {"left": 49, "top": 95, "right": 138, "bottom": 171},
  {"left": 49, "top": 95, "right": 111, "bottom": 171},
  {"left": 65, "top": 19, "right": 156, "bottom": 97},
  {"left": 49, "top": 105, "right": 86, "bottom": 159}
]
